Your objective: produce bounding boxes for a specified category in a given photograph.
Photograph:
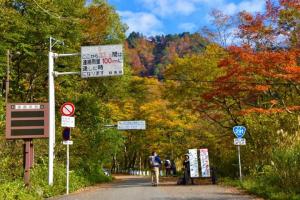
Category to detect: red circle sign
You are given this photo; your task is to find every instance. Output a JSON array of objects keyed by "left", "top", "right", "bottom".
[{"left": 60, "top": 102, "right": 75, "bottom": 116}]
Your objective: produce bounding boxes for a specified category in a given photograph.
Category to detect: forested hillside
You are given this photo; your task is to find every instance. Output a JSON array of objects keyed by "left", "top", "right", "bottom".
[
  {"left": 125, "top": 32, "right": 209, "bottom": 77},
  {"left": 0, "top": 0, "right": 299, "bottom": 199}
]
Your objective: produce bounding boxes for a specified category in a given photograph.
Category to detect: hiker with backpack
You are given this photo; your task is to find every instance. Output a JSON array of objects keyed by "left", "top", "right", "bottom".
[
  {"left": 149, "top": 151, "right": 162, "bottom": 186},
  {"left": 164, "top": 159, "right": 172, "bottom": 176}
]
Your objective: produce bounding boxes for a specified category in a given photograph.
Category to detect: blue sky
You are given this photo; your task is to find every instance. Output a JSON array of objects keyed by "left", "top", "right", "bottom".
[{"left": 107, "top": 0, "right": 266, "bottom": 36}]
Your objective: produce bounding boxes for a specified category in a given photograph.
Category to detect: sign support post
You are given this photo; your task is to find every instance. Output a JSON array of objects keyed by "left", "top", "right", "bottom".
[
  {"left": 48, "top": 51, "right": 79, "bottom": 186},
  {"left": 48, "top": 51, "right": 55, "bottom": 185},
  {"left": 66, "top": 138, "right": 70, "bottom": 195},
  {"left": 233, "top": 125, "right": 246, "bottom": 182},
  {"left": 237, "top": 145, "right": 242, "bottom": 181},
  {"left": 24, "top": 139, "right": 32, "bottom": 186}
]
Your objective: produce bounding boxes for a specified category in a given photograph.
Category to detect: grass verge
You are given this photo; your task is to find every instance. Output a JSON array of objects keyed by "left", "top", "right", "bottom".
[{"left": 221, "top": 177, "right": 300, "bottom": 200}]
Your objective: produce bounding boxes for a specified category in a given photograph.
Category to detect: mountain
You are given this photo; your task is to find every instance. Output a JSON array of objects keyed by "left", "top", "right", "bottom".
[{"left": 125, "top": 32, "right": 209, "bottom": 78}]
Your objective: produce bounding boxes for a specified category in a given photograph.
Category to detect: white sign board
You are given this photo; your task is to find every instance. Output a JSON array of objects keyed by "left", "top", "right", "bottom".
[
  {"left": 200, "top": 148, "right": 210, "bottom": 177},
  {"left": 63, "top": 141, "right": 73, "bottom": 145},
  {"left": 188, "top": 149, "right": 199, "bottom": 178},
  {"left": 15, "top": 104, "right": 41, "bottom": 110},
  {"left": 117, "top": 121, "right": 146, "bottom": 130},
  {"left": 81, "top": 44, "right": 123, "bottom": 78},
  {"left": 61, "top": 116, "right": 75, "bottom": 128},
  {"left": 234, "top": 138, "right": 246, "bottom": 145}
]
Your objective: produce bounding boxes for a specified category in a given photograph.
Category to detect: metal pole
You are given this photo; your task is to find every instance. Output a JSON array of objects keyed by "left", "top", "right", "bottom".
[
  {"left": 53, "top": 71, "right": 81, "bottom": 77},
  {"left": 66, "top": 142, "right": 69, "bottom": 195},
  {"left": 238, "top": 145, "right": 242, "bottom": 181},
  {"left": 50, "top": 37, "right": 52, "bottom": 52},
  {"left": 5, "top": 50, "right": 10, "bottom": 104},
  {"left": 48, "top": 51, "right": 55, "bottom": 185}
]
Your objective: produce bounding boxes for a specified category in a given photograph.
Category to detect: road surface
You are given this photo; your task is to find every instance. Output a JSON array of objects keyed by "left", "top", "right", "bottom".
[{"left": 52, "top": 175, "right": 262, "bottom": 200}]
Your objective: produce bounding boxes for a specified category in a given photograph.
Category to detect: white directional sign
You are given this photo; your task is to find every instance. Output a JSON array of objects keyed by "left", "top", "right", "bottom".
[
  {"left": 81, "top": 44, "right": 123, "bottom": 78},
  {"left": 234, "top": 138, "right": 246, "bottom": 145},
  {"left": 63, "top": 140, "right": 73, "bottom": 145},
  {"left": 61, "top": 116, "right": 75, "bottom": 128},
  {"left": 117, "top": 121, "right": 146, "bottom": 130}
]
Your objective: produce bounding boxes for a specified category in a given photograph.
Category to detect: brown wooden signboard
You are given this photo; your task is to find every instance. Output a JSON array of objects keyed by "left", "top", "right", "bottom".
[{"left": 6, "top": 103, "right": 49, "bottom": 140}]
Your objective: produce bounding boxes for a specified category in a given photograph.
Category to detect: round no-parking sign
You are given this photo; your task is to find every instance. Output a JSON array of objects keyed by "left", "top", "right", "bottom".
[{"left": 60, "top": 102, "right": 75, "bottom": 116}]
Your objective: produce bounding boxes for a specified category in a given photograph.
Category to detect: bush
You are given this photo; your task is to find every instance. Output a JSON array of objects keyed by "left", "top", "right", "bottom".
[
  {"left": 0, "top": 180, "right": 40, "bottom": 200},
  {"left": 221, "top": 143, "right": 300, "bottom": 200},
  {"left": 0, "top": 162, "right": 112, "bottom": 199}
]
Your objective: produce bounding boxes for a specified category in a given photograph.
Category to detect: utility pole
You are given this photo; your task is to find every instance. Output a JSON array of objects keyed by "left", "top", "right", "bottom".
[
  {"left": 48, "top": 51, "right": 55, "bottom": 185},
  {"left": 48, "top": 37, "right": 80, "bottom": 186}
]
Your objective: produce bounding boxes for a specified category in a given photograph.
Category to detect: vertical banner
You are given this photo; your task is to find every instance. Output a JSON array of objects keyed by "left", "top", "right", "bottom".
[
  {"left": 200, "top": 148, "right": 210, "bottom": 177},
  {"left": 188, "top": 149, "right": 199, "bottom": 178}
]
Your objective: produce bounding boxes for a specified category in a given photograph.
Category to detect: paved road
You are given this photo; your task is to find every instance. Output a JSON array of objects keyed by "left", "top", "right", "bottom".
[{"left": 52, "top": 176, "right": 262, "bottom": 200}]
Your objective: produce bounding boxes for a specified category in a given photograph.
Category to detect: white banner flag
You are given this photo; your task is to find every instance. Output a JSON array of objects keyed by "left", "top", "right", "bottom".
[
  {"left": 200, "top": 148, "right": 210, "bottom": 177},
  {"left": 188, "top": 149, "right": 199, "bottom": 178}
]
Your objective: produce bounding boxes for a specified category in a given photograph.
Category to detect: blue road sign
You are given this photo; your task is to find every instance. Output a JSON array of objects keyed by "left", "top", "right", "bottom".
[{"left": 233, "top": 126, "right": 246, "bottom": 138}]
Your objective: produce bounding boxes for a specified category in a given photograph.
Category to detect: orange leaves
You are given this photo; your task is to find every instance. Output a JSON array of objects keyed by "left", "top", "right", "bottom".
[
  {"left": 281, "top": 0, "right": 300, "bottom": 9},
  {"left": 255, "top": 85, "right": 270, "bottom": 91}
]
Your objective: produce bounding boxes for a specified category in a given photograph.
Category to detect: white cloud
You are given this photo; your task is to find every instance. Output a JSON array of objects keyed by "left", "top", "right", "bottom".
[
  {"left": 221, "top": 0, "right": 265, "bottom": 15},
  {"left": 175, "top": 1, "right": 196, "bottom": 15},
  {"left": 140, "top": 0, "right": 197, "bottom": 17},
  {"left": 139, "top": 0, "right": 265, "bottom": 18},
  {"left": 238, "top": 0, "right": 265, "bottom": 13},
  {"left": 118, "top": 11, "right": 164, "bottom": 36},
  {"left": 178, "top": 22, "right": 197, "bottom": 32}
]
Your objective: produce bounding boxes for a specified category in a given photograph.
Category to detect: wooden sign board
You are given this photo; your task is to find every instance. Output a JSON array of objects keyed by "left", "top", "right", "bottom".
[{"left": 6, "top": 103, "right": 49, "bottom": 139}]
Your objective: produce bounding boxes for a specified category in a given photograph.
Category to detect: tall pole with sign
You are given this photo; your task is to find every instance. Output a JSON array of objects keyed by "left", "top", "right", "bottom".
[
  {"left": 233, "top": 126, "right": 246, "bottom": 181},
  {"left": 60, "top": 102, "right": 75, "bottom": 195},
  {"left": 48, "top": 42, "right": 123, "bottom": 186},
  {"left": 48, "top": 51, "right": 55, "bottom": 185}
]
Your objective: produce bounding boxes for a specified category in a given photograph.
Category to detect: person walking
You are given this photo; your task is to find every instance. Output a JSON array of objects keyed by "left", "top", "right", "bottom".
[
  {"left": 183, "top": 154, "right": 194, "bottom": 185},
  {"left": 165, "top": 159, "right": 172, "bottom": 176},
  {"left": 149, "top": 151, "right": 161, "bottom": 186}
]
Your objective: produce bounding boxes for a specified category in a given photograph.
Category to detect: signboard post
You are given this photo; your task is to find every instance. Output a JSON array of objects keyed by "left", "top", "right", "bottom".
[
  {"left": 6, "top": 103, "right": 49, "bottom": 186},
  {"left": 233, "top": 125, "right": 246, "bottom": 181},
  {"left": 60, "top": 103, "right": 75, "bottom": 195},
  {"left": 117, "top": 121, "right": 146, "bottom": 130},
  {"left": 199, "top": 148, "right": 210, "bottom": 177},
  {"left": 188, "top": 149, "right": 199, "bottom": 178}
]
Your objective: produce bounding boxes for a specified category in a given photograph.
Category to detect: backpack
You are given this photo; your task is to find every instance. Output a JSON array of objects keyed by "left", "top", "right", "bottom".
[
  {"left": 149, "top": 156, "right": 155, "bottom": 167},
  {"left": 165, "top": 160, "right": 171, "bottom": 167},
  {"left": 149, "top": 156, "right": 160, "bottom": 167}
]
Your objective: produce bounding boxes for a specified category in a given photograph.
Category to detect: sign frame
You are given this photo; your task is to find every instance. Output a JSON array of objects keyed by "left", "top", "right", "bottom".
[{"left": 6, "top": 103, "right": 49, "bottom": 140}]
